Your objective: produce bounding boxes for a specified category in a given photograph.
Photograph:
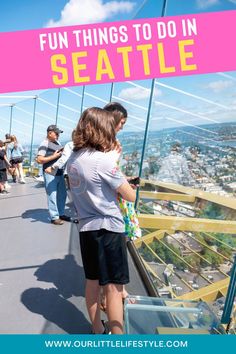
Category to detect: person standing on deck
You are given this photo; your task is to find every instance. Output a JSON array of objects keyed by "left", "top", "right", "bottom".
[
  {"left": 67, "top": 108, "right": 136, "bottom": 334},
  {"left": 37, "top": 125, "right": 71, "bottom": 225}
]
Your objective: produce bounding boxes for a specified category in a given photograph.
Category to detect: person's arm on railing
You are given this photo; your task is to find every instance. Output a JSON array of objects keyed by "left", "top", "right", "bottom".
[{"left": 117, "top": 182, "right": 136, "bottom": 202}]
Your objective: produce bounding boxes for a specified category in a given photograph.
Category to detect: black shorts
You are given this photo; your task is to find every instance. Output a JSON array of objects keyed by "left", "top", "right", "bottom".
[
  {"left": 79, "top": 229, "right": 129, "bottom": 286},
  {"left": 10, "top": 157, "right": 23, "bottom": 166},
  {"left": 0, "top": 169, "right": 7, "bottom": 183}
]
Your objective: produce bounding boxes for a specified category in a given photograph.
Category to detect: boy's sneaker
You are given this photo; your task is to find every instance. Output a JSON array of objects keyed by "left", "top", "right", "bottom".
[
  {"left": 91, "top": 320, "right": 111, "bottom": 334},
  {"left": 1, "top": 190, "right": 10, "bottom": 194},
  {"left": 102, "top": 320, "right": 111, "bottom": 334}
]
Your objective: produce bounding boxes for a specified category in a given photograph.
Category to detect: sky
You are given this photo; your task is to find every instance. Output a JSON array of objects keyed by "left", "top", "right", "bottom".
[
  {"left": 1, "top": 0, "right": 236, "bottom": 32},
  {"left": 0, "top": 0, "right": 141, "bottom": 32},
  {"left": 0, "top": 0, "right": 236, "bottom": 144}
]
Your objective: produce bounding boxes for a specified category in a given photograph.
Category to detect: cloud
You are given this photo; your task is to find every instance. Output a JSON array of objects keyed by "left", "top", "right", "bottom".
[
  {"left": 227, "top": 0, "right": 236, "bottom": 4},
  {"left": 196, "top": 0, "right": 219, "bottom": 9},
  {"left": 118, "top": 86, "right": 162, "bottom": 100},
  {"left": 205, "top": 80, "right": 234, "bottom": 93},
  {"left": 231, "top": 99, "right": 236, "bottom": 109},
  {"left": 46, "top": 0, "right": 135, "bottom": 27}
]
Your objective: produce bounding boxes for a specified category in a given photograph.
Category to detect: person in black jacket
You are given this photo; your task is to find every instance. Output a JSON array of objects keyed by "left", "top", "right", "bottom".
[{"left": 0, "top": 140, "right": 11, "bottom": 194}]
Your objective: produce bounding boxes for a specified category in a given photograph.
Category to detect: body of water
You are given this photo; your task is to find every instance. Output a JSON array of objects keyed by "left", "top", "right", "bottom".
[{"left": 218, "top": 140, "right": 236, "bottom": 148}]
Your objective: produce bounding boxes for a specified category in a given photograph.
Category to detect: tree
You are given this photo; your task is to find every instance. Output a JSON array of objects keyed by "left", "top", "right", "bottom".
[
  {"left": 185, "top": 255, "right": 201, "bottom": 270},
  {"left": 201, "top": 248, "right": 223, "bottom": 267},
  {"left": 198, "top": 203, "right": 224, "bottom": 220},
  {"left": 217, "top": 245, "right": 232, "bottom": 258}
]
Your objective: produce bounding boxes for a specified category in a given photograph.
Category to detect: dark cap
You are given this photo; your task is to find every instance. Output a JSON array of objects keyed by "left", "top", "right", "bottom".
[{"left": 47, "top": 125, "right": 63, "bottom": 134}]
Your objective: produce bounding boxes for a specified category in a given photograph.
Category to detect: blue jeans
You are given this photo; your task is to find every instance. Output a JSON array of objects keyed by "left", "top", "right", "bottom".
[{"left": 43, "top": 172, "right": 67, "bottom": 220}]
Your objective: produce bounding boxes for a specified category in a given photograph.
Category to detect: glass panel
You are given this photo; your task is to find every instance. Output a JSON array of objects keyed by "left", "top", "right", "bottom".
[
  {"left": 124, "top": 295, "right": 225, "bottom": 334},
  {"left": 136, "top": 232, "right": 233, "bottom": 297},
  {"left": 57, "top": 86, "right": 84, "bottom": 140},
  {"left": 139, "top": 72, "right": 236, "bottom": 193},
  {"left": 133, "top": 0, "right": 164, "bottom": 19},
  {"left": 0, "top": 105, "right": 12, "bottom": 137},
  {"left": 82, "top": 83, "right": 113, "bottom": 110},
  {"left": 166, "top": 0, "right": 236, "bottom": 16},
  {"left": 111, "top": 80, "right": 153, "bottom": 176}
]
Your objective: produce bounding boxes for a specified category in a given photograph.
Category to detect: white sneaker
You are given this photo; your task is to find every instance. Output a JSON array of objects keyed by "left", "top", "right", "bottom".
[
  {"left": 4, "top": 182, "right": 11, "bottom": 190},
  {"left": 19, "top": 179, "right": 26, "bottom": 184},
  {"left": 34, "top": 176, "right": 44, "bottom": 183}
]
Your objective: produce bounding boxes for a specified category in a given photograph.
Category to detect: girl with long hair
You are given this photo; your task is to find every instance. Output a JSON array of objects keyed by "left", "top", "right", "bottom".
[
  {"left": 67, "top": 107, "right": 136, "bottom": 334},
  {"left": 8, "top": 135, "right": 25, "bottom": 183}
]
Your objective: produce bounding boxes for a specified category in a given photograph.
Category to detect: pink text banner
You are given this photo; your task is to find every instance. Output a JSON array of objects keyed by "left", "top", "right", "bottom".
[{"left": 0, "top": 10, "right": 236, "bottom": 93}]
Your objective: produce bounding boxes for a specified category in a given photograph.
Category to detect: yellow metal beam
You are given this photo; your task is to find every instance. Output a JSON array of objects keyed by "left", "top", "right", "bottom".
[
  {"left": 166, "top": 233, "right": 212, "bottom": 267},
  {"left": 141, "top": 258, "right": 165, "bottom": 283},
  {"left": 141, "top": 179, "right": 236, "bottom": 211},
  {"left": 177, "top": 278, "right": 229, "bottom": 302},
  {"left": 158, "top": 239, "right": 194, "bottom": 270},
  {"left": 138, "top": 214, "right": 236, "bottom": 234},
  {"left": 156, "top": 238, "right": 211, "bottom": 285},
  {"left": 186, "top": 232, "right": 232, "bottom": 263},
  {"left": 23, "top": 166, "right": 40, "bottom": 176},
  {"left": 203, "top": 232, "right": 235, "bottom": 251},
  {"left": 141, "top": 240, "right": 195, "bottom": 292},
  {"left": 139, "top": 191, "right": 195, "bottom": 202},
  {"left": 141, "top": 259, "right": 177, "bottom": 298},
  {"left": 134, "top": 230, "right": 165, "bottom": 247},
  {"left": 167, "top": 232, "right": 228, "bottom": 277}
]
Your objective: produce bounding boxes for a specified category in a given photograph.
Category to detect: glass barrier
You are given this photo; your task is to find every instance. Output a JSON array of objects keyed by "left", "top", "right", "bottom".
[
  {"left": 166, "top": 0, "right": 236, "bottom": 16},
  {"left": 124, "top": 295, "right": 225, "bottom": 334},
  {"left": 0, "top": 0, "right": 235, "bottom": 334},
  {"left": 111, "top": 80, "right": 153, "bottom": 176},
  {"left": 82, "top": 83, "right": 113, "bottom": 109}
]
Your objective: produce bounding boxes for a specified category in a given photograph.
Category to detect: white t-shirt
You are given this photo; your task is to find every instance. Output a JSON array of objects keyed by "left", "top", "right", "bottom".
[{"left": 67, "top": 148, "right": 126, "bottom": 232}]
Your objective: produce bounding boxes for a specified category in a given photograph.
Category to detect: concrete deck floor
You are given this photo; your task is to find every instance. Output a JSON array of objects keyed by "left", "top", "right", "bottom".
[{"left": 0, "top": 178, "right": 147, "bottom": 334}]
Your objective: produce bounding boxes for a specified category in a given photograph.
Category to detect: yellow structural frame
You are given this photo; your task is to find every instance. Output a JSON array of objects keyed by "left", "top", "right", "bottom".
[
  {"left": 139, "top": 191, "right": 195, "bottom": 202},
  {"left": 178, "top": 278, "right": 229, "bottom": 302},
  {"left": 138, "top": 214, "right": 236, "bottom": 234},
  {"left": 135, "top": 180, "right": 236, "bottom": 303},
  {"left": 141, "top": 179, "right": 236, "bottom": 210}
]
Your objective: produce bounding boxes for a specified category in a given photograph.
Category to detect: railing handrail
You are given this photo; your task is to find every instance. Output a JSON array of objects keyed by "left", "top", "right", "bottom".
[{"left": 141, "top": 179, "right": 236, "bottom": 211}]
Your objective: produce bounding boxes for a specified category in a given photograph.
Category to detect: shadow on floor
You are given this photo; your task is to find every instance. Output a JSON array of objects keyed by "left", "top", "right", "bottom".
[
  {"left": 21, "top": 208, "right": 49, "bottom": 223},
  {"left": 22, "top": 207, "right": 76, "bottom": 223},
  {"left": 21, "top": 255, "right": 88, "bottom": 334},
  {"left": 21, "top": 287, "right": 90, "bottom": 334},
  {"left": 33, "top": 182, "right": 45, "bottom": 189},
  {"left": 34, "top": 255, "right": 85, "bottom": 298}
]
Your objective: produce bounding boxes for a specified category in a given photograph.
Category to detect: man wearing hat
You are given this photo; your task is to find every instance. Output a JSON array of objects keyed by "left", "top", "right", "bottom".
[{"left": 37, "top": 125, "right": 71, "bottom": 225}]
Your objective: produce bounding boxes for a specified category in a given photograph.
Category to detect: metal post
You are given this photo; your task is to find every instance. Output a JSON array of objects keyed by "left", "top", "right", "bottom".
[
  {"left": 9, "top": 104, "right": 14, "bottom": 134},
  {"left": 135, "top": 79, "right": 155, "bottom": 209},
  {"left": 55, "top": 88, "right": 61, "bottom": 125},
  {"left": 29, "top": 96, "right": 37, "bottom": 174},
  {"left": 80, "top": 86, "right": 85, "bottom": 115},
  {"left": 134, "top": 0, "right": 168, "bottom": 209},
  {"left": 221, "top": 255, "right": 236, "bottom": 332},
  {"left": 109, "top": 83, "right": 114, "bottom": 102},
  {"left": 161, "top": 0, "right": 168, "bottom": 17},
  {"left": 137, "top": 78, "right": 156, "bottom": 179}
]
